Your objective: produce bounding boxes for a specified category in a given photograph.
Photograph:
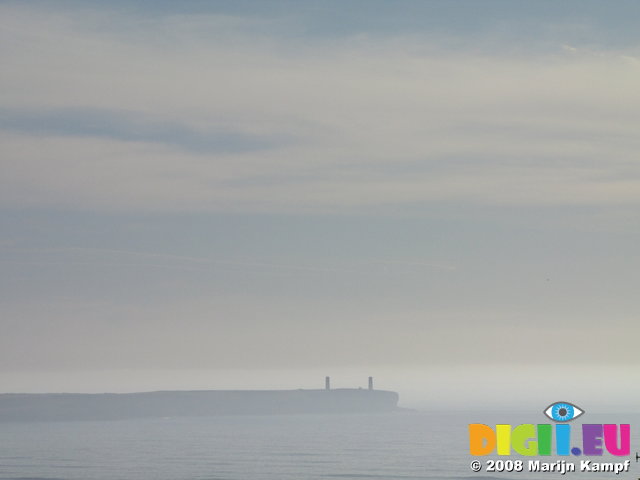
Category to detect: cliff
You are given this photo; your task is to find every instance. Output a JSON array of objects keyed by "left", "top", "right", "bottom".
[{"left": 0, "top": 388, "right": 400, "bottom": 422}]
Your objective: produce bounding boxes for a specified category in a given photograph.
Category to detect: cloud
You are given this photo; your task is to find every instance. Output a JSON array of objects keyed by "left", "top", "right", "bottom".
[
  {"left": 0, "top": 107, "right": 281, "bottom": 153},
  {"left": 1, "top": 3, "right": 640, "bottom": 214}
]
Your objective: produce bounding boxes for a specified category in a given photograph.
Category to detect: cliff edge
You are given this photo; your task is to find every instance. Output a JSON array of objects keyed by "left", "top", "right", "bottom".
[{"left": 0, "top": 388, "right": 400, "bottom": 422}]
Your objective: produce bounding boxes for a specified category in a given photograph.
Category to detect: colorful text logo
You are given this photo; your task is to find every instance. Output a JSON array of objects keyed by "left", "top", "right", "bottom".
[{"left": 469, "top": 402, "right": 630, "bottom": 457}]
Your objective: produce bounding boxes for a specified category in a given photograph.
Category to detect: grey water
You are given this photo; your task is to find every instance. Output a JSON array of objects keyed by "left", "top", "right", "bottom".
[{"left": 0, "top": 412, "right": 638, "bottom": 480}]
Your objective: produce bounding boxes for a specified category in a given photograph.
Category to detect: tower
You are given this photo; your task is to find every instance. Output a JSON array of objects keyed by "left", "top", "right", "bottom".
[
  {"left": 368, "top": 376, "right": 373, "bottom": 390},
  {"left": 325, "top": 376, "right": 330, "bottom": 390}
]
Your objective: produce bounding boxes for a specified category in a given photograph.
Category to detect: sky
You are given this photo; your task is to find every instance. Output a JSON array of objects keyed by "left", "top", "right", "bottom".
[{"left": 1, "top": 0, "right": 640, "bottom": 409}]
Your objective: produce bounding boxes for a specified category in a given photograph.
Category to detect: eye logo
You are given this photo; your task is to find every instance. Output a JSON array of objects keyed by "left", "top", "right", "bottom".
[
  {"left": 543, "top": 401, "right": 584, "bottom": 422},
  {"left": 470, "top": 401, "right": 630, "bottom": 457}
]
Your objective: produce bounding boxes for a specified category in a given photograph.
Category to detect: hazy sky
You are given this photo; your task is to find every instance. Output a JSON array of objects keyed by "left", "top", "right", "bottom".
[{"left": 1, "top": 1, "right": 639, "bottom": 408}]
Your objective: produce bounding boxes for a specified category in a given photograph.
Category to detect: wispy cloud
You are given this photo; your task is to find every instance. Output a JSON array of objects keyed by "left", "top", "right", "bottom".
[
  {"left": 0, "top": 246, "right": 357, "bottom": 274},
  {"left": 2, "top": 4, "right": 640, "bottom": 214},
  {"left": 0, "top": 107, "right": 282, "bottom": 153}
]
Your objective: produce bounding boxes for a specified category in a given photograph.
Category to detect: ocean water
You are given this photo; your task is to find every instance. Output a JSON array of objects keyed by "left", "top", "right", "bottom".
[{"left": 0, "top": 411, "right": 637, "bottom": 480}]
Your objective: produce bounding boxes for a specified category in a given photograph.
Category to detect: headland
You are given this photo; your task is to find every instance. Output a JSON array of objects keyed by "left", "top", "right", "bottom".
[{"left": 0, "top": 377, "right": 400, "bottom": 422}]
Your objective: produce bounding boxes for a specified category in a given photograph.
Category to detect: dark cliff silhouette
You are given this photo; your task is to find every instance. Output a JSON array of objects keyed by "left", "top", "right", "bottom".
[{"left": 0, "top": 387, "right": 400, "bottom": 422}]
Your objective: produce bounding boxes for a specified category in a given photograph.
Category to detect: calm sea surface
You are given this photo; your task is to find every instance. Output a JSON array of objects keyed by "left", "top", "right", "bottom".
[{"left": 0, "top": 411, "right": 637, "bottom": 480}]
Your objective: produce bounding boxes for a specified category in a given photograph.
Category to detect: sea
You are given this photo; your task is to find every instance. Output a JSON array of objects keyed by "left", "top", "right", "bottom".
[{"left": 0, "top": 411, "right": 637, "bottom": 480}]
